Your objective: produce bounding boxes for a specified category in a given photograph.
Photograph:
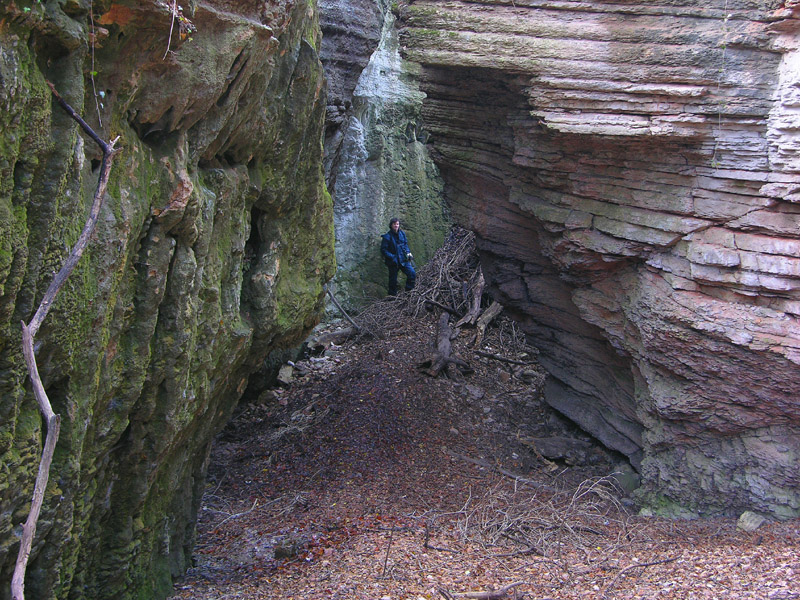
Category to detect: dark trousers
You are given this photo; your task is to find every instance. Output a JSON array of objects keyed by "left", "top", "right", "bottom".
[{"left": 388, "top": 262, "right": 416, "bottom": 295}]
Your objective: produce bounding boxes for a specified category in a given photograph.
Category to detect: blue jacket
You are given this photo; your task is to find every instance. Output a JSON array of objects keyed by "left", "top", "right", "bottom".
[{"left": 381, "top": 229, "right": 411, "bottom": 267}]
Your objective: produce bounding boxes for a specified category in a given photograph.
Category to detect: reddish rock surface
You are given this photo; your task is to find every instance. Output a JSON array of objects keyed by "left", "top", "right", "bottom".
[{"left": 398, "top": 0, "right": 800, "bottom": 517}]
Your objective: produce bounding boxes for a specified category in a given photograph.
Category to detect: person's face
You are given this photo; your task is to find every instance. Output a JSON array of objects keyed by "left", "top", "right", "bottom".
[{"left": 391, "top": 221, "right": 400, "bottom": 233}]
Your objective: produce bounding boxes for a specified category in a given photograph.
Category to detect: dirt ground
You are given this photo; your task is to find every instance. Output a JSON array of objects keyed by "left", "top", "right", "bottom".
[{"left": 169, "top": 292, "right": 800, "bottom": 600}]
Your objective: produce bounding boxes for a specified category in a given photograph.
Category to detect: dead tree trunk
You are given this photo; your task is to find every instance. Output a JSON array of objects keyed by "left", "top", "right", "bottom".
[
  {"left": 455, "top": 268, "right": 484, "bottom": 328},
  {"left": 419, "top": 311, "right": 471, "bottom": 377},
  {"left": 471, "top": 300, "right": 503, "bottom": 348}
]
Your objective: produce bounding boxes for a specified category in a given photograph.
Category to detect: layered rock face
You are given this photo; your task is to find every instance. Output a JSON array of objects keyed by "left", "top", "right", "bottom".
[
  {"left": 0, "top": 1, "right": 333, "bottom": 598},
  {"left": 399, "top": 0, "right": 800, "bottom": 517},
  {"left": 321, "top": 0, "right": 449, "bottom": 305}
]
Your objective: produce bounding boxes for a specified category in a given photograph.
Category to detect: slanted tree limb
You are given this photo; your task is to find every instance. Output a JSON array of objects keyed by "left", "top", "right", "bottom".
[
  {"left": 471, "top": 300, "right": 502, "bottom": 348},
  {"left": 12, "top": 83, "right": 120, "bottom": 600},
  {"left": 325, "top": 285, "right": 361, "bottom": 333},
  {"left": 455, "top": 267, "right": 484, "bottom": 328}
]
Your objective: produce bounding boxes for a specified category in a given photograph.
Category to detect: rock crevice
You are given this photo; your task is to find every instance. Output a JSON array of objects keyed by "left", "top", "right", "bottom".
[{"left": 320, "top": 0, "right": 450, "bottom": 306}]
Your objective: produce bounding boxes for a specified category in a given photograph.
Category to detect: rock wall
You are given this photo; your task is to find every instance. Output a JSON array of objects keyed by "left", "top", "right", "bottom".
[
  {"left": 321, "top": 0, "right": 449, "bottom": 306},
  {"left": 0, "top": 1, "right": 334, "bottom": 598},
  {"left": 399, "top": 0, "right": 800, "bottom": 518}
]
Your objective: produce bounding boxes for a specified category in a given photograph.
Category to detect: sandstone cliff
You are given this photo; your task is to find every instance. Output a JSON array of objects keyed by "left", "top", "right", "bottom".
[
  {"left": 0, "top": 1, "right": 333, "bottom": 597},
  {"left": 399, "top": 0, "right": 800, "bottom": 518}
]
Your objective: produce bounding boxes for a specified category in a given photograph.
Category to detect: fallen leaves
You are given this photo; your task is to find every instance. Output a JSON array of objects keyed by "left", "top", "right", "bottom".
[{"left": 169, "top": 244, "right": 800, "bottom": 600}]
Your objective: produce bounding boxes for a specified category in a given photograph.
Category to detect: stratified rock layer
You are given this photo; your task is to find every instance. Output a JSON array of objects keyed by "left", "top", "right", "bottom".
[
  {"left": 0, "top": 1, "right": 333, "bottom": 598},
  {"left": 399, "top": 0, "right": 800, "bottom": 517}
]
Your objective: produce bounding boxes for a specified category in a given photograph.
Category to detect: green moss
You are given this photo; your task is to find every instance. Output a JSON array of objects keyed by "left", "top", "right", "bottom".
[
  {"left": 407, "top": 28, "right": 443, "bottom": 40},
  {"left": 1, "top": 0, "right": 336, "bottom": 596},
  {"left": 405, "top": 6, "right": 443, "bottom": 19},
  {"left": 635, "top": 488, "right": 700, "bottom": 519},
  {"left": 0, "top": 200, "right": 16, "bottom": 296}
]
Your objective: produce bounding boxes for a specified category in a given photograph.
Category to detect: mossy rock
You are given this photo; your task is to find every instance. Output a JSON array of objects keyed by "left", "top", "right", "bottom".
[{"left": 0, "top": 1, "right": 334, "bottom": 597}]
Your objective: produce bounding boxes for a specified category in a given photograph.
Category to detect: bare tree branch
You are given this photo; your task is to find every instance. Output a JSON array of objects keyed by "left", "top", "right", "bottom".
[
  {"left": 601, "top": 556, "right": 679, "bottom": 598},
  {"left": 12, "top": 83, "right": 120, "bottom": 600},
  {"left": 326, "top": 285, "right": 361, "bottom": 333}
]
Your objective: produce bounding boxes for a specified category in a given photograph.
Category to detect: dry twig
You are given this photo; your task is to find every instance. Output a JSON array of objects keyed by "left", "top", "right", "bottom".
[
  {"left": 474, "top": 350, "right": 535, "bottom": 366},
  {"left": 217, "top": 499, "right": 259, "bottom": 527},
  {"left": 442, "top": 472, "right": 629, "bottom": 582},
  {"left": 12, "top": 83, "right": 120, "bottom": 600},
  {"left": 439, "top": 581, "right": 528, "bottom": 600},
  {"left": 381, "top": 527, "right": 394, "bottom": 578},
  {"left": 601, "top": 555, "right": 679, "bottom": 598}
]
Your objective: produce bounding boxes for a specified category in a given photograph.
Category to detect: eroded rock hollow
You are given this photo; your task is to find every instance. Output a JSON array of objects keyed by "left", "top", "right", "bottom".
[
  {"left": 0, "top": 1, "right": 333, "bottom": 597},
  {"left": 398, "top": 0, "right": 800, "bottom": 517}
]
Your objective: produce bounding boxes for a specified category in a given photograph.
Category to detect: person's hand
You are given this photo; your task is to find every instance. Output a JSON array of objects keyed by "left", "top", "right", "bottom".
[{"left": 407, "top": 253, "right": 413, "bottom": 260}]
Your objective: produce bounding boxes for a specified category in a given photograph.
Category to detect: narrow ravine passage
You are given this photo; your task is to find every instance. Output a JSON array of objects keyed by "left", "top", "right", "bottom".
[{"left": 170, "top": 237, "right": 799, "bottom": 600}]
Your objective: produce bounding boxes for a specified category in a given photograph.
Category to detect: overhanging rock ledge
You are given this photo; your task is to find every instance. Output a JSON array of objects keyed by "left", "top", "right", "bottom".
[{"left": 398, "top": 0, "right": 800, "bottom": 518}]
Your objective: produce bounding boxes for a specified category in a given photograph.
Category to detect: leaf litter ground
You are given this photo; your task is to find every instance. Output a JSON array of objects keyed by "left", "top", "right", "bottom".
[{"left": 171, "top": 239, "right": 799, "bottom": 600}]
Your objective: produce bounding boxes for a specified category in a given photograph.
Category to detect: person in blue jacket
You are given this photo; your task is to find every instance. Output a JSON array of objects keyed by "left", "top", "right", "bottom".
[{"left": 381, "top": 218, "right": 416, "bottom": 295}]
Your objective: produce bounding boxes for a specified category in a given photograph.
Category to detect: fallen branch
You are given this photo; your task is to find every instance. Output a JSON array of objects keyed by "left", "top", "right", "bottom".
[
  {"left": 602, "top": 556, "right": 679, "bottom": 598},
  {"left": 424, "top": 299, "right": 463, "bottom": 318},
  {"left": 439, "top": 581, "right": 528, "bottom": 600},
  {"left": 471, "top": 301, "right": 502, "bottom": 348},
  {"left": 12, "top": 83, "right": 120, "bottom": 600},
  {"left": 488, "top": 545, "right": 546, "bottom": 559},
  {"left": 474, "top": 350, "right": 535, "bottom": 366}
]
